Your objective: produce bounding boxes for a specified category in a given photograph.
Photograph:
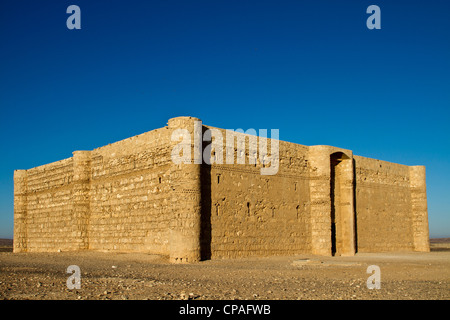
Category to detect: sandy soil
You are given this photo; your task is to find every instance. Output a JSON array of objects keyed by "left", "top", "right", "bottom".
[{"left": 0, "top": 240, "right": 449, "bottom": 300}]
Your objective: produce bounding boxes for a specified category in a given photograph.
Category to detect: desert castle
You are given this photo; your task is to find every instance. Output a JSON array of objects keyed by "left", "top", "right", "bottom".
[{"left": 14, "top": 116, "right": 429, "bottom": 262}]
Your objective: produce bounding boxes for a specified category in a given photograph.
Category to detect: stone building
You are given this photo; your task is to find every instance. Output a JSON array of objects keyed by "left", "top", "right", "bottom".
[{"left": 13, "top": 116, "right": 430, "bottom": 262}]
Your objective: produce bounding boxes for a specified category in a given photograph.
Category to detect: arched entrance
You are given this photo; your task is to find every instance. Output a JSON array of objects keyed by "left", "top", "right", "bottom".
[{"left": 330, "top": 152, "right": 355, "bottom": 256}]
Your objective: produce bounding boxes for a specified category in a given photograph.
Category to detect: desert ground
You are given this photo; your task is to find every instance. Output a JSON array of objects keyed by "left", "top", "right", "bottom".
[{"left": 0, "top": 239, "right": 449, "bottom": 300}]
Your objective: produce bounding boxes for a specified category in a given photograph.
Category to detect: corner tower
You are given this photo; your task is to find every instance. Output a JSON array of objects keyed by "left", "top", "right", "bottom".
[{"left": 168, "top": 116, "right": 203, "bottom": 263}]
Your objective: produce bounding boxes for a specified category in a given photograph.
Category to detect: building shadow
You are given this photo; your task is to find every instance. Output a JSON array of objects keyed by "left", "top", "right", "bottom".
[
  {"left": 353, "top": 158, "right": 358, "bottom": 254},
  {"left": 200, "top": 125, "right": 212, "bottom": 261},
  {"left": 200, "top": 163, "right": 212, "bottom": 260}
]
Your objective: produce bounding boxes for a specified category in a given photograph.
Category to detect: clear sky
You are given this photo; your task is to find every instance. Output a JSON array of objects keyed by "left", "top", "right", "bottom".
[{"left": 0, "top": 0, "right": 449, "bottom": 239}]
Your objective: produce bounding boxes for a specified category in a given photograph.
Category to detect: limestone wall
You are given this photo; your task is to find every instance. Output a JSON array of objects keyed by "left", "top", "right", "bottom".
[
  {"left": 409, "top": 166, "right": 430, "bottom": 252},
  {"left": 354, "top": 156, "right": 415, "bottom": 252},
  {"left": 14, "top": 116, "right": 429, "bottom": 259},
  {"left": 203, "top": 128, "right": 312, "bottom": 258},
  {"left": 88, "top": 127, "right": 174, "bottom": 254},
  {"left": 14, "top": 158, "right": 75, "bottom": 252},
  {"left": 13, "top": 126, "right": 177, "bottom": 254}
]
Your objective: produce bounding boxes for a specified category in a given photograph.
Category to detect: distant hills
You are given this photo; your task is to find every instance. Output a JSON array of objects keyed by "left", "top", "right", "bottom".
[
  {"left": 0, "top": 239, "right": 13, "bottom": 252},
  {"left": 0, "top": 238, "right": 13, "bottom": 246},
  {"left": 430, "top": 238, "right": 450, "bottom": 243}
]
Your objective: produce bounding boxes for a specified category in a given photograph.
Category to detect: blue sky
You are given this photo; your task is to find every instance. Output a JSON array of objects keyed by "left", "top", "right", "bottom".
[{"left": 0, "top": 0, "right": 449, "bottom": 238}]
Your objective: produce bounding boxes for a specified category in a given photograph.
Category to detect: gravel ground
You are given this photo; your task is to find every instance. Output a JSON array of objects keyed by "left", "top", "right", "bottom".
[{"left": 0, "top": 245, "right": 449, "bottom": 300}]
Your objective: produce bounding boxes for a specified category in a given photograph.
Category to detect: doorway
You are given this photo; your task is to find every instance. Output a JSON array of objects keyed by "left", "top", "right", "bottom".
[{"left": 330, "top": 152, "right": 355, "bottom": 256}]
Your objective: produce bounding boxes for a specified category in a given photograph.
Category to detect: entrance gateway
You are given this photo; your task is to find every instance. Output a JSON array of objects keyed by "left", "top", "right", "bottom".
[{"left": 330, "top": 152, "right": 356, "bottom": 256}]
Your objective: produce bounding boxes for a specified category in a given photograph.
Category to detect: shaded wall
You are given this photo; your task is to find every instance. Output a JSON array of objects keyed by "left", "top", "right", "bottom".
[{"left": 203, "top": 127, "right": 312, "bottom": 258}]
